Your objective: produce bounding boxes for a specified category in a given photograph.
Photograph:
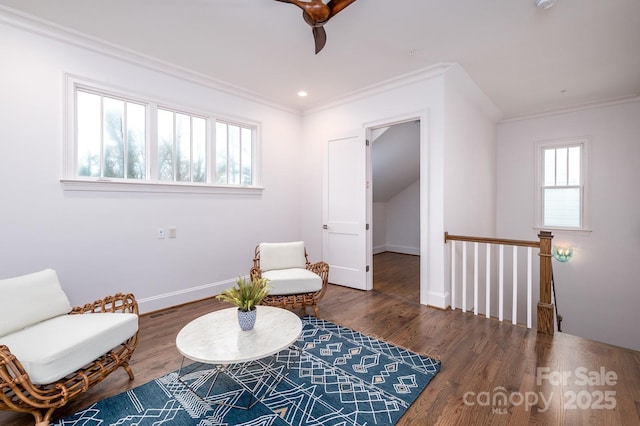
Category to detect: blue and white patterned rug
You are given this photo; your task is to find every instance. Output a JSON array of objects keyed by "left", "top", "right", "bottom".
[{"left": 53, "top": 316, "right": 441, "bottom": 425}]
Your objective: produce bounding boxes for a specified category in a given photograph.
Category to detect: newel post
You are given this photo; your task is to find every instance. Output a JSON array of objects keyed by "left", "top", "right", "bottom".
[{"left": 537, "top": 231, "right": 554, "bottom": 335}]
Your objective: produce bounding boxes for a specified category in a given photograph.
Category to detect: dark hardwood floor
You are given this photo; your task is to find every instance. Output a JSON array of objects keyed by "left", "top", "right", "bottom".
[{"left": 2, "top": 252, "right": 639, "bottom": 425}]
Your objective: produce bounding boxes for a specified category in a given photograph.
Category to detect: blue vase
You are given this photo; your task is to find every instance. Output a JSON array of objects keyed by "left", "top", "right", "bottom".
[{"left": 237, "top": 308, "right": 257, "bottom": 331}]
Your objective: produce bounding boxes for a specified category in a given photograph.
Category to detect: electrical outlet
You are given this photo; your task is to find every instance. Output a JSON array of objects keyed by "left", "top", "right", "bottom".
[
  {"left": 169, "top": 228, "right": 177, "bottom": 238},
  {"left": 157, "top": 228, "right": 165, "bottom": 239}
]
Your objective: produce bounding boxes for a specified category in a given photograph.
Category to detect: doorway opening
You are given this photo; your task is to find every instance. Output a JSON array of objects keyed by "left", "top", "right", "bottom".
[{"left": 368, "top": 119, "right": 421, "bottom": 303}]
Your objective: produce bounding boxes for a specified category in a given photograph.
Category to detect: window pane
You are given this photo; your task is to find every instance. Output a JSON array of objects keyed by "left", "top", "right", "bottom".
[
  {"left": 241, "top": 127, "right": 252, "bottom": 185},
  {"left": 216, "top": 122, "right": 228, "bottom": 184},
  {"left": 77, "top": 91, "right": 101, "bottom": 177},
  {"left": 158, "top": 109, "right": 174, "bottom": 181},
  {"left": 72, "top": 82, "right": 256, "bottom": 188},
  {"left": 568, "top": 146, "right": 581, "bottom": 185},
  {"left": 544, "top": 188, "right": 580, "bottom": 227},
  {"left": 176, "top": 113, "right": 191, "bottom": 182},
  {"left": 544, "top": 148, "right": 555, "bottom": 186},
  {"left": 103, "top": 97, "right": 125, "bottom": 178},
  {"left": 555, "top": 147, "right": 567, "bottom": 186},
  {"left": 228, "top": 125, "right": 240, "bottom": 185},
  {"left": 192, "top": 117, "right": 206, "bottom": 183},
  {"left": 126, "top": 102, "right": 145, "bottom": 179}
]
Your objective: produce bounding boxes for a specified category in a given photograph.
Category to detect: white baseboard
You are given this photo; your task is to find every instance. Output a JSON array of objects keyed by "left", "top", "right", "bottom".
[
  {"left": 373, "top": 245, "right": 387, "bottom": 255},
  {"left": 425, "top": 289, "right": 450, "bottom": 309},
  {"left": 137, "top": 277, "right": 240, "bottom": 314},
  {"left": 382, "top": 245, "right": 420, "bottom": 256}
]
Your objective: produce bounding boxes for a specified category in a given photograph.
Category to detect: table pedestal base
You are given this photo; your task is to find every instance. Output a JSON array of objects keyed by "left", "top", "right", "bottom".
[{"left": 177, "top": 344, "right": 301, "bottom": 410}]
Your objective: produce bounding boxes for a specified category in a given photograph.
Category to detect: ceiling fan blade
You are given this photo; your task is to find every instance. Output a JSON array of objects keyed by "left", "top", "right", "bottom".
[
  {"left": 313, "top": 26, "right": 327, "bottom": 54},
  {"left": 274, "top": 0, "right": 355, "bottom": 54},
  {"left": 327, "top": 0, "right": 357, "bottom": 18}
]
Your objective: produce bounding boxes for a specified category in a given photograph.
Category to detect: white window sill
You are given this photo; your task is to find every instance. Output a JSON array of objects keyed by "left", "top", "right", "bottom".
[{"left": 60, "top": 179, "right": 264, "bottom": 195}]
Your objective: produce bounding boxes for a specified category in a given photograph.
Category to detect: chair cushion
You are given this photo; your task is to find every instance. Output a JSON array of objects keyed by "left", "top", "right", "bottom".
[
  {"left": 0, "top": 269, "right": 72, "bottom": 337},
  {"left": 262, "top": 268, "right": 323, "bottom": 296},
  {"left": 259, "top": 241, "right": 307, "bottom": 271},
  {"left": 0, "top": 312, "right": 138, "bottom": 385}
]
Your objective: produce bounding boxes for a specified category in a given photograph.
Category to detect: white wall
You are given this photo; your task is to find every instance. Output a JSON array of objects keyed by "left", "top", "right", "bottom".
[
  {"left": 0, "top": 18, "right": 303, "bottom": 313},
  {"left": 442, "top": 65, "right": 500, "bottom": 312},
  {"left": 300, "top": 69, "right": 448, "bottom": 306},
  {"left": 443, "top": 64, "right": 498, "bottom": 236},
  {"left": 1, "top": 13, "right": 501, "bottom": 320},
  {"left": 384, "top": 180, "right": 420, "bottom": 255},
  {"left": 300, "top": 64, "right": 499, "bottom": 308},
  {"left": 497, "top": 100, "right": 640, "bottom": 351}
]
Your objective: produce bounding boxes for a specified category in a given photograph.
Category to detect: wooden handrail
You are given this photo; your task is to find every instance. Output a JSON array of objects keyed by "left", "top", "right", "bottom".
[
  {"left": 444, "top": 230, "right": 555, "bottom": 335},
  {"left": 444, "top": 232, "right": 540, "bottom": 248}
]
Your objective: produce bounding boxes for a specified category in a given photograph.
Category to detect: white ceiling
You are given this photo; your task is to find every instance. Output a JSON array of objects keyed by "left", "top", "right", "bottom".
[{"left": 1, "top": 0, "right": 639, "bottom": 118}]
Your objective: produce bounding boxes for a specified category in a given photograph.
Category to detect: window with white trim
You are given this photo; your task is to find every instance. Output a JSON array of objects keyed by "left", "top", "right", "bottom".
[
  {"left": 77, "top": 90, "right": 147, "bottom": 180},
  {"left": 65, "top": 77, "right": 259, "bottom": 192},
  {"left": 157, "top": 108, "right": 207, "bottom": 183},
  {"left": 215, "top": 121, "right": 254, "bottom": 185},
  {"left": 536, "top": 138, "right": 589, "bottom": 230}
]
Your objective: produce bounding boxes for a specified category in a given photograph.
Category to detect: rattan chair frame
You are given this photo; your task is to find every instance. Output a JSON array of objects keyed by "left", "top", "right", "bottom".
[
  {"left": 0, "top": 293, "right": 139, "bottom": 426},
  {"left": 250, "top": 245, "right": 329, "bottom": 317}
]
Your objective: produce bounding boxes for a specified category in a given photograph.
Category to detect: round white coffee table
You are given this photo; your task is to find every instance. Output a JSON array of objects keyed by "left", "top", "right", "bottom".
[
  {"left": 176, "top": 305, "right": 302, "bottom": 363},
  {"left": 175, "top": 305, "right": 303, "bottom": 408}
]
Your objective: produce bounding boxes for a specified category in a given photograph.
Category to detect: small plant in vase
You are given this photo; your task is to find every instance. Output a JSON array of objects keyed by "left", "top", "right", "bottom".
[{"left": 216, "top": 277, "right": 270, "bottom": 331}]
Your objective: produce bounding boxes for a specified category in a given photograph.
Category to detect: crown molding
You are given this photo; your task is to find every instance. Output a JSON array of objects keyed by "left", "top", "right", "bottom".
[
  {"left": 500, "top": 95, "right": 640, "bottom": 124},
  {"left": 0, "top": 5, "right": 300, "bottom": 116},
  {"left": 301, "top": 63, "right": 454, "bottom": 116}
]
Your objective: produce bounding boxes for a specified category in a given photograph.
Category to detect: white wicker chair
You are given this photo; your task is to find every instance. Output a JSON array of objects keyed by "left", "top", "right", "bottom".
[
  {"left": 0, "top": 269, "right": 139, "bottom": 426},
  {"left": 250, "top": 241, "right": 329, "bottom": 317}
]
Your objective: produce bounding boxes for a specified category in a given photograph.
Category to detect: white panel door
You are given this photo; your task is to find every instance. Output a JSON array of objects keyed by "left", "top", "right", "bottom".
[{"left": 322, "top": 133, "right": 369, "bottom": 290}]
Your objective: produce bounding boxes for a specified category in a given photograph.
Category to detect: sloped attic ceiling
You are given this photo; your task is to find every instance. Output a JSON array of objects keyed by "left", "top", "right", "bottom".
[{"left": 371, "top": 121, "right": 420, "bottom": 203}]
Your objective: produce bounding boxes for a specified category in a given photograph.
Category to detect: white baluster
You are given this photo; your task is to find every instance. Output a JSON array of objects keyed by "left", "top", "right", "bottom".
[
  {"left": 486, "top": 243, "right": 491, "bottom": 319},
  {"left": 512, "top": 245, "right": 518, "bottom": 325},
  {"left": 499, "top": 244, "right": 504, "bottom": 322},
  {"left": 447, "top": 235, "right": 540, "bottom": 329},
  {"left": 451, "top": 241, "right": 456, "bottom": 310},
  {"left": 527, "top": 246, "right": 533, "bottom": 329},
  {"left": 462, "top": 241, "right": 467, "bottom": 313},
  {"left": 474, "top": 242, "right": 479, "bottom": 316}
]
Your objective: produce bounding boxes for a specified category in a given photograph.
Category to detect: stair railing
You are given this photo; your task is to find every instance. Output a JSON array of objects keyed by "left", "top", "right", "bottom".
[{"left": 444, "top": 231, "right": 555, "bottom": 334}]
